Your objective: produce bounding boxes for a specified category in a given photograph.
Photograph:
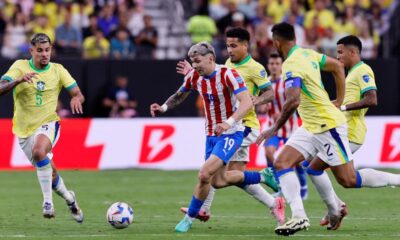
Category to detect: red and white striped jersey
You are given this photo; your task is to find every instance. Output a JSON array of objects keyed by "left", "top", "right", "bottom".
[
  {"left": 180, "top": 65, "right": 247, "bottom": 136},
  {"left": 267, "top": 76, "right": 299, "bottom": 138}
]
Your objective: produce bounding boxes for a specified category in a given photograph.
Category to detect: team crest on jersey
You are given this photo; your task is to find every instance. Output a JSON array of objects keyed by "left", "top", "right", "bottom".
[
  {"left": 286, "top": 71, "right": 293, "bottom": 79},
  {"left": 362, "top": 74, "right": 370, "bottom": 83},
  {"left": 37, "top": 81, "right": 45, "bottom": 91},
  {"left": 260, "top": 70, "right": 266, "bottom": 78}
]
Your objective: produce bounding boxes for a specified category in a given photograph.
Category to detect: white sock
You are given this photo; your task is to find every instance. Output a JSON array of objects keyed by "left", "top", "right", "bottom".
[
  {"left": 279, "top": 171, "right": 307, "bottom": 218},
  {"left": 308, "top": 171, "right": 339, "bottom": 215},
  {"left": 36, "top": 162, "right": 53, "bottom": 204},
  {"left": 359, "top": 168, "right": 400, "bottom": 187},
  {"left": 243, "top": 184, "right": 275, "bottom": 208},
  {"left": 53, "top": 174, "right": 74, "bottom": 204},
  {"left": 201, "top": 187, "right": 216, "bottom": 213}
]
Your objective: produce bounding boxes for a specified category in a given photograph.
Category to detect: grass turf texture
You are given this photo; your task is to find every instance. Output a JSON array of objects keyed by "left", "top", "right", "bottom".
[{"left": 0, "top": 169, "right": 399, "bottom": 239}]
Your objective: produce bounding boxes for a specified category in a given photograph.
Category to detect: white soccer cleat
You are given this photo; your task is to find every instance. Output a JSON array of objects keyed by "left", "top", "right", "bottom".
[
  {"left": 327, "top": 203, "right": 348, "bottom": 230},
  {"left": 43, "top": 202, "right": 55, "bottom": 219},
  {"left": 274, "top": 217, "right": 310, "bottom": 236},
  {"left": 270, "top": 197, "right": 285, "bottom": 226},
  {"left": 67, "top": 191, "right": 84, "bottom": 223}
]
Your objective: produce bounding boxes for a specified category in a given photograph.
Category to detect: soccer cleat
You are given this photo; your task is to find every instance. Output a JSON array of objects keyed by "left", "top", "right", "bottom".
[
  {"left": 175, "top": 215, "right": 193, "bottom": 233},
  {"left": 274, "top": 217, "right": 310, "bottom": 236},
  {"left": 180, "top": 207, "right": 210, "bottom": 222},
  {"left": 320, "top": 203, "right": 348, "bottom": 229},
  {"left": 259, "top": 168, "right": 279, "bottom": 192},
  {"left": 327, "top": 203, "right": 348, "bottom": 230},
  {"left": 43, "top": 202, "right": 55, "bottom": 218},
  {"left": 67, "top": 191, "right": 84, "bottom": 223},
  {"left": 300, "top": 186, "right": 308, "bottom": 200},
  {"left": 319, "top": 214, "right": 329, "bottom": 226},
  {"left": 270, "top": 197, "right": 285, "bottom": 226}
]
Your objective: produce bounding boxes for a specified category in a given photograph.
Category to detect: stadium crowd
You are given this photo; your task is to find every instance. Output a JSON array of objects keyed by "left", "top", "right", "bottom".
[{"left": 0, "top": 0, "right": 394, "bottom": 61}]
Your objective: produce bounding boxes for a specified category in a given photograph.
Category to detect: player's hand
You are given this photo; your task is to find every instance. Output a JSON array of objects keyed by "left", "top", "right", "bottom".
[
  {"left": 256, "top": 128, "right": 275, "bottom": 145},
  {"left": 70, "top": 97, "right": 83, "bottom": 114},
  {"left": 332, "top": 100, "right": 341, "bottom": 108},
  {"left": 176, "top": 60, "right": 192, "bottom": 76},
  {"left": 16, "top": 72, "right": 37, "bottom": 84},
  {"left": 251, "top": 95, "right": 262, "bottom": 106},
  {"left": 150, "top": 103, "right": 165, "bottom": 117},
  {"left": 214, "top": 122, "right": 230, "bottom": 136}
]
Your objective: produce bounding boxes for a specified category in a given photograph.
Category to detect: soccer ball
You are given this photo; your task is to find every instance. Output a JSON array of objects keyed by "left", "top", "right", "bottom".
[{"left": 106, "top": 202, "right": 134, "bottom": 229}]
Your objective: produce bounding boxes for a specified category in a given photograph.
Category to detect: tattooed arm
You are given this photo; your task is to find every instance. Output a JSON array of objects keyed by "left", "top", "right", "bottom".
[{"left": 150, "top": 90, "right": 191, "bottom": 117}]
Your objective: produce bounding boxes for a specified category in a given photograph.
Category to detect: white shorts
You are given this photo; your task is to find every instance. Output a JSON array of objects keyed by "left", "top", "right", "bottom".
[
  {"left": 18, "top": 121, "right": 61, "bottom": 164},
  {"left": 230, "top": 128, "right": 259, "bottom": 162},
  {"left": 316, "top": 141, "right": 362, "bottom": 160},
  {"left": 286, "top": 124, "right": 353, "bottom": 166}
]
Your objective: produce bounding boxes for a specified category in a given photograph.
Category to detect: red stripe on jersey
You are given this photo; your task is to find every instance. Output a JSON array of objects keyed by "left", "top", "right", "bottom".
[
  {"left": 220, "top": 68, "right": 233, "bottom": 118},
  {"left": 210, "top": 77, "right": 222, "bottom": 124},
  {"left": 201, "top": 79, "right": 213, "bottom": 135},
  {"left": 224, "top": 69, "right": 235, "bottom": 90}
]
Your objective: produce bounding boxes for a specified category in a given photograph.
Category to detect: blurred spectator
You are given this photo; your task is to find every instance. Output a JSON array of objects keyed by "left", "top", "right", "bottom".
[
  {"left": 102, "top": 75, "right": 138, "bottom": 118},
  {"left": 209, "top": 0, "right": 230, "bottom": 20},
  {"left": 254, "top": 15, "right": 274, "bottom": 62},
  {"left": 320, "top": 27, "right": 337, "bottom": 56},
  {"left": 55, "top": 10, "right": 82, "bottom": 56},
  {"left": 187, "top": 4, "right": 217, "bottom": 43},
  {"left": 82, "top": 13, "right": 98, "bottom": 39},
  {"left": 32, "top": 0, "right": 58, "bottom": 28},
  {"left": 304, "top": 15, "right": 324, "bottom": 50},
  {"left": 283, "top": 0, "right": 305, "bottom": 26},
  {"left": 70, "top": 1, "right": 93, "bottom": 30},
  {"left": 333, "top": 6, "right": 357, "bottom": 36},
  {"left": 30, "top": 14, "right": 55, "bottom": 43},
  {"left": 82, "top": 28, "right": 110, "bottom": 59},
  {"left": 135, "top": 15, "right": 158, "bottom": 59},
  {"left": 110, "top": 28, "right": 135, "bottom": 59},
  {"left": 304, "top": 0, "right": 335, "bottom": 30},
  {"left": 238, "top": 0, "right": 258, "bottom": 20},
  {"left": 1, "top": 12, "right": 29, "bottom": 59},
  {"left": 216, "top": 0, "right": 248, "bottom": 34},
  {"left": 359, "top": 20, "right": 377, "bottom": 59},
  {"left": 267, "top": 0, "right": 290, "bottom": 23},
  {"left": 127, "top": 2, "right": 144, "bottom": 37},
  {"left": 286, "top": 12, "right": 305, "bottom": 47},
  {"left": 97, "top": 4, "right": 118, "bottom": 38}
]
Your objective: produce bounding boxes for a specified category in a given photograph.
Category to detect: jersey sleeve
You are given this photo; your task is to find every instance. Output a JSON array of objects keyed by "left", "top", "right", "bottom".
[
  {"left": 179, "top": 69, "right": 194, "bottom": 92},
  {"left": 358, "top": 69, "right": 377, "bottom": 96},
  {"left": 1, "top": 60, "right": 23, "bottom": 82},
  {"left": 253, "top": 64, "right": 271, "bottom": 90},
  {"left": 59, "top": 64, "right": 77, "bottom": 90},
  {"left": 224, "top": 68, "right": 247, "bottom": 95},
  {"left": 282, "top": 61, "right": 303, "bottom": 89},
  {"left": 315, "top": 51, "right": 327, "bottom": 69}
]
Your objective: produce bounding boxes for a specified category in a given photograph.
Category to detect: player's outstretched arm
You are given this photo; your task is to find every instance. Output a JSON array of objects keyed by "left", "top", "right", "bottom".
[
  {"left": 342, "top": 89, "right": 378, "bottom": 111},
  {"left": 252, "top": 85, "right": 275, "bottom": 105},
  {"left": 150, "top": 90, "right": 190, "bottom": 117},
  {"left": 68, "top": 85, "right": 85, "bottom": 114},
  {"left": 256, "top": 86, "right": 300, "bottom": 145},
  {"left": 214, "top": 90, "right": 252, "bottom": 136},
  {"left": 0, "top": 73, "right": 37, "bottom": 96},
  {"left": 322, "top": 56, "right": 346, "bottom": 107}
]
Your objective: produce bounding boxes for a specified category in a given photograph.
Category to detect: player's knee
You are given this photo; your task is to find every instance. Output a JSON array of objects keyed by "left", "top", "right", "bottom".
[
  {"left": 198, "top": 170, "right": 211, "bottom": 184},
  {"left": 337, "top": 175, "right": 357, "bottom": 188},
  {"left": 273, "top": 158, "right": 287, "bottom": 171},
  {"left": 31, "top": 148, "right": 47, "bottom": 162}
]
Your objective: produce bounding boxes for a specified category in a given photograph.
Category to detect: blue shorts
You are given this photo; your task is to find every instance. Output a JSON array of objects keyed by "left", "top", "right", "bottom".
[
  {"left": 205, "top": 131, "right": 244, "bottom": 164},
  {"left": 264, "top": 135, "right": 288, "bottom": 149}
]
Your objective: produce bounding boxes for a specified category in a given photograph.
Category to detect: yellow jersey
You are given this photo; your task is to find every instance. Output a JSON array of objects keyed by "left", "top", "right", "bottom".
[
  {"left": 343, "top": 61, "right": 377, "bottom": 144},
  {"left": 226, "top": 55, "right": 271, "bottom": 129},
  {"left": 1, "top": 59, "right": 77, "bottom": 138},
  {"left": 282, "top": 46, "right": 346, "bottom": 133}
]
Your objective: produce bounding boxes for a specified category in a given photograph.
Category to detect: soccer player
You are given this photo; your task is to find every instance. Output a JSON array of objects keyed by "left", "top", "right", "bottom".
[
  {"left": 306, "top": 35, "right": 400, "bottom": 230},
  {"left": 150, "top": 42, "right": 277, "bottom": 233},
  {"left": 257, "top": 23, "right": 400, "bottom": 236},
  {"left": 0, "top": 33, "right": 84, "bottom": 222},
  {"left": 177, "top": 28, "right": 285, "bottom": 226},
  {"left": 263, "top": 53, "right": 308, "bottom": 200}
]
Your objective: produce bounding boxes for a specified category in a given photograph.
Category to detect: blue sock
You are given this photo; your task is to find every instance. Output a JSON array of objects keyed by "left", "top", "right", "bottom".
[
  {"left": 356, "top": 170, "right": 362, "bottom": 188},
  {"left": 241, "top": 171, "right": 261, "bottom": 187},
  {"left": 295, "top": 165, "right": 307, "bottom": 188},
  {"left": 188, "top": 195, "right": 204, "bottom": 218},
  {"left": 52, "top": 174, "right": 60, "bottom": 189}
]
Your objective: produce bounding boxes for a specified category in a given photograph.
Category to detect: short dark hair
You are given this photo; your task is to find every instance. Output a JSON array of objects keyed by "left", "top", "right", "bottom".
[
  {"left": 271, "top": 22, "right": 295, "bottom": 41},
  {"left": 337, "top": 35, "right": 362, "bottom": 52},
  {"left": 226, "top": 27, "right": 250, "bottom": 42},
  {"left": 30, "top": 33, "right": 51, "bottom": 46},
  {"left": 269, "top": 52, "right": 282, "bottom": 60}
]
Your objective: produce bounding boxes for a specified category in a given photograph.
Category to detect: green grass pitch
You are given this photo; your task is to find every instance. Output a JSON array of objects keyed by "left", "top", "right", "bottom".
[{"left": 0, "top": 169, "right": 399, "bottom": 240}]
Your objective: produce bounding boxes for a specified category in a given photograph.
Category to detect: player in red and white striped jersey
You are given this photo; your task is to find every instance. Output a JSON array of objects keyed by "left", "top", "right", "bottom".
[{"left": 263, "top": 53, "right": 308, "bottom": 200}]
